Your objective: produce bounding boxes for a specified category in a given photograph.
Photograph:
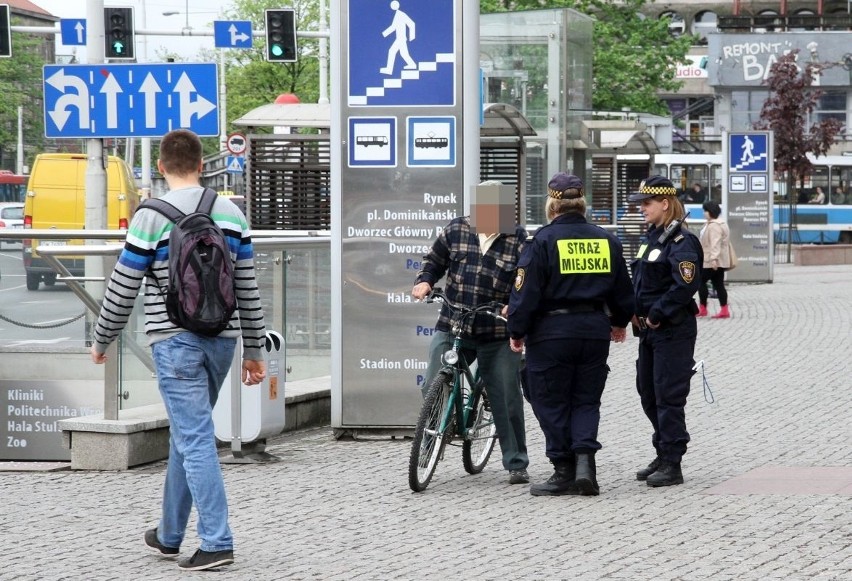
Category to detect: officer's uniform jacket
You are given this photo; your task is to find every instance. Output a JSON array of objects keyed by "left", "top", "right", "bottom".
[
  {"left": 415, "top": 216, "right": 526, "bottom": 341},
  {"left": 507, "top": 213, "right": 635, "bottom": 343},
  {"left": 632, "top": 222, "right": 703, "bottom": 326}
]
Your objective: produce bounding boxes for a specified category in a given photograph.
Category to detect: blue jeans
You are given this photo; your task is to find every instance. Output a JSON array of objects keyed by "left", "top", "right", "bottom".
[
  {"left": 151, "top": 332, "right": 237, "bottom": 552},
  {"left": 424, "top": 331, "right": 528, "bottom": 471}
]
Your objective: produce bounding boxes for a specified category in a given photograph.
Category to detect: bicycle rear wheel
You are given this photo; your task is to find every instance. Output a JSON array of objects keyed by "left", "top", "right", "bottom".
[
  {"left": 462, "top": 383, "right": 497, "bottom": 474},
  {"left": 408, "top": 373, "right": 453, "bottom": 492}
]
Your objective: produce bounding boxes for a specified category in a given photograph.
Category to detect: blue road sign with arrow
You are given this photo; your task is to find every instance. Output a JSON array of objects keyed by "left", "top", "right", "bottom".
[
  {"left": 348, "top": 0, "right": 456, "bottom": 107},
  {"left": 60, "top": 19, "right": 86, "bottom": 46},
  {"left": 43, "top": 63, "right": 219, "bottom": 138},
  {"left": 213, "top": 20, "right": 253, "bottom": 48}
]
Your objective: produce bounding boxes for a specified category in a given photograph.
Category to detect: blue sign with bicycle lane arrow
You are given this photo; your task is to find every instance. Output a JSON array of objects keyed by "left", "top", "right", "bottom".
[{"left": 348, "top": 0, "right": 456, "bottom": 107}]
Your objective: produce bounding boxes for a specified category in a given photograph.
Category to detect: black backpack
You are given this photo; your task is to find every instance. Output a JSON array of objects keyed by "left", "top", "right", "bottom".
[{"left": 141, "top": 188, "right": 237, "bottom": 337}]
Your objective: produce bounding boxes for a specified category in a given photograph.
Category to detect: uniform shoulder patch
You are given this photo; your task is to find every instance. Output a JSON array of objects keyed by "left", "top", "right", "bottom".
[
  {"left": 514, "top": 268, "right": 525, "bottom": 291},
  {"left": 673, "top": 234, "right": 684, "bottom": 243},
  {"left": 678, "top": 261, "right": 696, "bottom": 283}
]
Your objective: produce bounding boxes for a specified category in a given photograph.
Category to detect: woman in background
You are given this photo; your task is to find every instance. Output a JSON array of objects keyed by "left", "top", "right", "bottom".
[{"left": 698, "top": 201, "right": 732, "bottom": 319}]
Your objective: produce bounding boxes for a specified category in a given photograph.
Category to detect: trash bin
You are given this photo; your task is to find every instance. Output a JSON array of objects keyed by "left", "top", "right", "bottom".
[{"left": 213, "top": 331, "right": 285, "bottom": 462}]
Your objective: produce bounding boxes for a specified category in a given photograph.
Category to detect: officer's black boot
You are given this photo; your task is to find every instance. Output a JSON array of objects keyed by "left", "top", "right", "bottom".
[
  {"left": 646, "top": 460, "right": 684, "bottom": 487},
  {"left": 574, "top": 452, "right": 599, "bottom": 496},
  {"left": 529, "top": 458, "right": 578, "bottom": 496},
  {"left": 636, "top": 456, "right": 662, "bottom": 481}
]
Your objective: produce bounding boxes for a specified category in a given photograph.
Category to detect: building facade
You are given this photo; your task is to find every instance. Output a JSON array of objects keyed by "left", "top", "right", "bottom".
[{"left": 648, "top": 0, "right": 851, "bottom": 155}]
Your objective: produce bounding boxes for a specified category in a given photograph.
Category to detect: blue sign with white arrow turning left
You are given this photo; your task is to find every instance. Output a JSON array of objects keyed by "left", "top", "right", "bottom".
[{"left": 43, "top": 63, "right": 219, "bottom": 138}]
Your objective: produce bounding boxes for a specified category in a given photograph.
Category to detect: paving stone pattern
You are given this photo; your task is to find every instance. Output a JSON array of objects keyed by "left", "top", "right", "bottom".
[{"left": 1, "top": 263, "right": 851, "bottom": 580}]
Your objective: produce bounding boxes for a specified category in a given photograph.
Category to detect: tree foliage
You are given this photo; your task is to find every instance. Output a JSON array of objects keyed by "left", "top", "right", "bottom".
[
  {"left": 223, "top": 0, "right": 322, "bottom": 133},
  {"left": 754, "top": 50, "right": 843, "bottom": 187},
  {"left": 0, "top": 29, "right": 49, "bottom": 171},
  {"left": 480, "top": 0, "right": 693, "bottom": 115}
]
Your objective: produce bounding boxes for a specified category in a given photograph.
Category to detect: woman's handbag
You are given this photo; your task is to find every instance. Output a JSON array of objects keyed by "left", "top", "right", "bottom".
[{"left": 727, "top": 240, "right": 738, "bottom": 270}]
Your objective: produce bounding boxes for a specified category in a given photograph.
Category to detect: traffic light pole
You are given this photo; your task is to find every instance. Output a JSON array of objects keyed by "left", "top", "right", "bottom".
[{"left": 85, "top": 0, "right": 107, "bottom": 342}]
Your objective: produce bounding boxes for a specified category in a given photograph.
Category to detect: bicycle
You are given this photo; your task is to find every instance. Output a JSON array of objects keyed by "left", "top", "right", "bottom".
[{"left": 408, "top": 287, "right": 501, "bottom": 492}]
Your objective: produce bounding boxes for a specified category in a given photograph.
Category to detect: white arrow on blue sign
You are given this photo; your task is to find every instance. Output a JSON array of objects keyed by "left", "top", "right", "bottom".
[
  {"left": 214, "top": 20, "right": 253, "bottom": 48},
  {"left": 43, "top": 63, "right": 219, "bottom": 138},
  {"left": 60, "top": 19, "right": 86, "bottom": 46}
]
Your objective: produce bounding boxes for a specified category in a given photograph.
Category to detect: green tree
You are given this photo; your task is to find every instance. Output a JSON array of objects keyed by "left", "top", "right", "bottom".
[
  {"left": 754, "top": 50, "right": 843, "bottom": 260},
  {"left": 0, "top": 29, "right": 49, "bottom": 171},
  {"left": 480, "top": 0, "right": 693, "bottom": 114},
  {"left": 224, "top": 0, "right": 322, "bottom": 133}
]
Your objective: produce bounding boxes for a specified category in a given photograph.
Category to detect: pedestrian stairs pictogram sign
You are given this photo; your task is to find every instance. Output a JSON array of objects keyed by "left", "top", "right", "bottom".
[{"left": 348, "top": 0, "right": 456, "bottom": 107}]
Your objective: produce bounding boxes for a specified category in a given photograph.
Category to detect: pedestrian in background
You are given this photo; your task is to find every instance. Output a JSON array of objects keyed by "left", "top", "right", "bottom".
[
  {"left": 698, "top": 200, "right": 732, "bottom": 319},
  {"left": 412, "top": 180, "right": 530, "bottom": 485},
  {"left": 628, "top": 175, "right": 703, "bottom": 487},
  {"left": 90, "top": 129, "right": 267, "bottom": 571},
  {"left": 507, "top": 173, "right": 634, "bottom": 497}
]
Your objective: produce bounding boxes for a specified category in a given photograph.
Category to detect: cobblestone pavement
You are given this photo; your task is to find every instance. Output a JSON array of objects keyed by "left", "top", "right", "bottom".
[{"left": 2, "top": 263, "right": 851, "bottom": 580}]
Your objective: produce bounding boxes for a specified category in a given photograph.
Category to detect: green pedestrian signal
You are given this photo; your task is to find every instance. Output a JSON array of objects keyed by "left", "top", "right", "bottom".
[
  {"left": 264, "top": 9, "right": 297, "bottom": 63},
  {"left": 104, "top": 7, "right": 135, "bottom": 60},
  {"left": 0, "top": 4, "right": 11, "bottom": 58}
]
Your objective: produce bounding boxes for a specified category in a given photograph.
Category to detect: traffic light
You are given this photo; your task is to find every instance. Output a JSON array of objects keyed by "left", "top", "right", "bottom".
[
  {"left": 0, "top": 4, "right": 11, "bottom": 58},
  {"left": 104, "top": 7, "right": 135, "bottom": 60},
  {"left": 265, "top": 9, "right": 297, "bottom": 63}
]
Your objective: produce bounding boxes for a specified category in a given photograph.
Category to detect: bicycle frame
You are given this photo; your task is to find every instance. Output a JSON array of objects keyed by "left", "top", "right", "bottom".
[
  {"left": 408, "top": 287, "right": 500, "bottom": 491},
  {"left": 437, "top": 337, "right": 483, "bottom": 440}
]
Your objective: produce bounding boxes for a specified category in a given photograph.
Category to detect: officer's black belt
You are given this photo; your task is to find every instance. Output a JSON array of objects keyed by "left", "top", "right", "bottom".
[{"left": 542, "top": 303, "right": 604, "bottom": 317}]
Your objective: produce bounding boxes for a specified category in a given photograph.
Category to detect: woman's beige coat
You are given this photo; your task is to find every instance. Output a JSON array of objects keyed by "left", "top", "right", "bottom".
[{"left": 700, "top": 218, "right": 732, "bottom": 269}]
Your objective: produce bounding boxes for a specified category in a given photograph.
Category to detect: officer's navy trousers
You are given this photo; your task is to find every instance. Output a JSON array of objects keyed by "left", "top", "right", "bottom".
[
  {"left": 635, "top": 317, "right": 697, "bottom": 463},
  {"left": 525, "top": 337, "right": 611, "bottom": 462}
]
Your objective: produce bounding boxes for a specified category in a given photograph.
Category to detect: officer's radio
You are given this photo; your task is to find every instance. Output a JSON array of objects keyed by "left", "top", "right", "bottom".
[{"left": 657, "top": 210, "right": 691, "bottom": 244}]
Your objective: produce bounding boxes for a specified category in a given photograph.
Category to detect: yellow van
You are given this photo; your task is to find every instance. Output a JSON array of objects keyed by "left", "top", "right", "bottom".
[{"left": 23, "top": 153, "right": 139, "bottom": 290}]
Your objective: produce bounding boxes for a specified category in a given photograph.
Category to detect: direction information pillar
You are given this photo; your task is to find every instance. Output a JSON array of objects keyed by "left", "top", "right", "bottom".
[
  {"left": 331, "top": 0, "right": 478, "bottom": 431},
  {"left": 722, "top": 131, "right": 775, "bottom": 283}
]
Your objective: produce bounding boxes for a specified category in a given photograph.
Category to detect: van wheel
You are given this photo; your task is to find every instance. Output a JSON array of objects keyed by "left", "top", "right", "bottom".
[
  {"left": 840, "top": 232, "right": 852, "bottom": 245},
  {"left": 43, "top": 273, "right": 57, "bottom": 286},
  {"left": 26, "top": 272, "right": 40, "bottom": 291}
]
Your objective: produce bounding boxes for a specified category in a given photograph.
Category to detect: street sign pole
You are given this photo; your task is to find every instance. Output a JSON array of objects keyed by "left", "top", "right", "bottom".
[{"left": 85, "top": 0, "right": 107, "bottom": 347}]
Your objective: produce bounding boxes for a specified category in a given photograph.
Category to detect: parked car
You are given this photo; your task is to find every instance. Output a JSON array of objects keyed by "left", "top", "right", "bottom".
[{"left": 0, "top": 202, "right": 24, "bottom": 247}]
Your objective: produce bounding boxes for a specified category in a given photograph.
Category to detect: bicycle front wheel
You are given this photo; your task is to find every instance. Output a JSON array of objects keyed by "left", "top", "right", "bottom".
[
  {"left": 408, "top": 373, "right": 453, "bottom": 492},
  {"left": 462, "top": 384, "right": 497, "bottom": 474}
]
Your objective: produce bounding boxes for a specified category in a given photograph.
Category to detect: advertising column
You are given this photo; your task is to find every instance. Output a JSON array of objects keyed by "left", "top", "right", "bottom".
[
  {"left": 332, "top": 0, "right": 472, "bottom": 429},
  {"left": 723, "top": 131, "right": 774, "bottom": 283}
]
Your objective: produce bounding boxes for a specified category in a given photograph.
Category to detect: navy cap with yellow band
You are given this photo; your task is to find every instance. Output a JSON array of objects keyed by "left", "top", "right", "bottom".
[
  {"left": 628, "top": 175, "right": 678, "bottom": 202},
  {"left": 547, "top": 172, "right": 584, "bottom": 199}
]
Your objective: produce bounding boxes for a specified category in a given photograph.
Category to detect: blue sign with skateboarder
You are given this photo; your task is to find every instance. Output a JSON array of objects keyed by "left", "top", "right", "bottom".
[
  {"left": 729, "top": 133, "right": 768, "bottom": 173},
  {"left": 348, "top": 0, "right": 456, "bottom": 107}
]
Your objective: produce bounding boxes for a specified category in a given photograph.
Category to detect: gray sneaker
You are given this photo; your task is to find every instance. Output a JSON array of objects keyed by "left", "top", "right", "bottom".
[{"left": 508, "top": 469, "right": 530, "bottom": 485}]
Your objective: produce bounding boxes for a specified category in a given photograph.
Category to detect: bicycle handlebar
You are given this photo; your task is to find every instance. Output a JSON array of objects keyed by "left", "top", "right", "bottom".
[{"left": 424, "top": 287, "right": 504, "bottom": 320}]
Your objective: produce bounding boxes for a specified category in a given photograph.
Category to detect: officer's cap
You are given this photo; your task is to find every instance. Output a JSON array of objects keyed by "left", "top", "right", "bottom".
[
  {"left": 547, "top": 172, "right": 584, "bottom": 199},
  {"left": 628, "top": 175, "right": 678, "bottom": 202}
]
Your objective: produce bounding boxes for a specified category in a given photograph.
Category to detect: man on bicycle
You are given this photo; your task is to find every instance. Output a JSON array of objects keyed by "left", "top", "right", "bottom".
[{"left": 411, "top": 181, "right": 530, "bottom": 485}]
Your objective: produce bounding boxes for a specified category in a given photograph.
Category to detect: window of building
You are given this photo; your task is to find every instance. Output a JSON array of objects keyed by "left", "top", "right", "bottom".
[
  {"left": 812, "top": 91, "right": 847, "bottom": 130},
  {"left": 690, "top": 10, "right": 717, "bottom": 44},
  {"left": 660, "top": 11, "right": 685, "bottom": 37},
  {"left": 788, "top": 9, "right": 817, "bottom": 32},
  {"left": 753, "top": 10, "right": 782, "bottom": 33}
]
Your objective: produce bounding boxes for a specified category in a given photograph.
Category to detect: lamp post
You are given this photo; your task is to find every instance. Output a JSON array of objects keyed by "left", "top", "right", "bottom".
[{"left": 163, "top": 7, "right": 229, "bottom": 195}]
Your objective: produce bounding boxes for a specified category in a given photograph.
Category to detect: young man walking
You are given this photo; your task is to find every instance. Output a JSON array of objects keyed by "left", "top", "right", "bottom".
[{"left": 90, "top": 129, "right": 267, "bottom": 571}]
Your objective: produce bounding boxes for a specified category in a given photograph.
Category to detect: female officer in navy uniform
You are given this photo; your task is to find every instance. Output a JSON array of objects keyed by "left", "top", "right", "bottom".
[
  {"left": 507, "top": 173, "right": 634, "bottom": 497},
  {"left": 628, "top": 175, "right": 703, "bottom": 487}
]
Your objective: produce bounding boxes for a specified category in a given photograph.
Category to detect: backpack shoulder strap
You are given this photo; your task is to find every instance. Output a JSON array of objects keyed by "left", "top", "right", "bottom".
[
  {"left": 140, "top": 198, "right": 185, "bottom": 224},
  {"left": 196, "top": 188, "right": 218, "bottom": 215}
]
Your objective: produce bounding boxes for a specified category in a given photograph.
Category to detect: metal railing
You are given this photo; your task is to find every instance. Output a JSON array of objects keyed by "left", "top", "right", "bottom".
[{"left": 1, "top": 229, "right": 331, "bottom": 421}]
